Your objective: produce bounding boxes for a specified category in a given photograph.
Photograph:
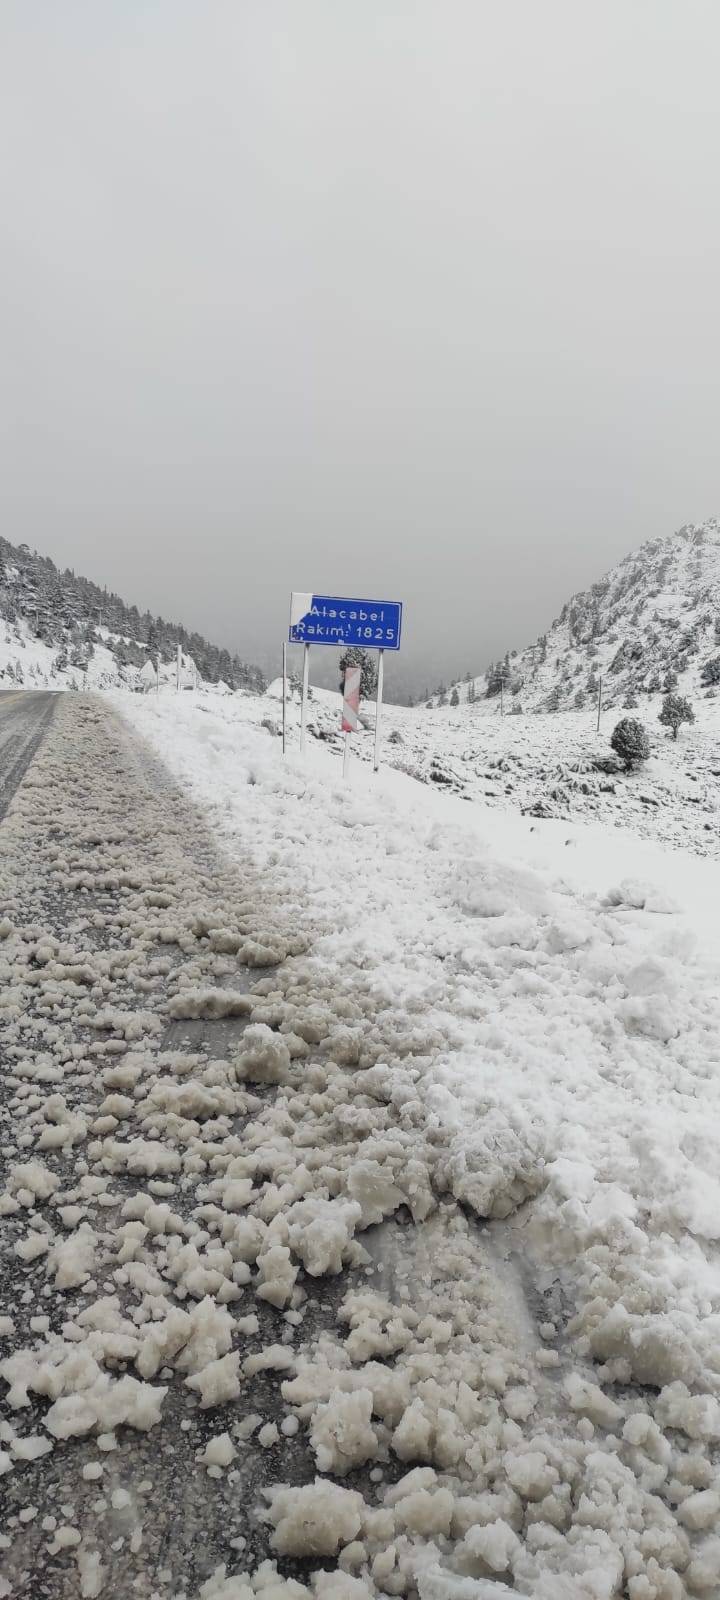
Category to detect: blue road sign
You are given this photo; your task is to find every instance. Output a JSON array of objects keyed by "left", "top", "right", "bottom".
[{"left": 289, "top": 593, "right": 403, "bottom": 651}]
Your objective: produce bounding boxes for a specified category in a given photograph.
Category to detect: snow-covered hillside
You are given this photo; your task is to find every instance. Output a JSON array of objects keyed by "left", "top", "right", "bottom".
[
  {"left": 430, "top": 519, "right": 720, "bottom": 715},
  {"left": 0, "top": 535, "right": 264, "bottom": 696}
]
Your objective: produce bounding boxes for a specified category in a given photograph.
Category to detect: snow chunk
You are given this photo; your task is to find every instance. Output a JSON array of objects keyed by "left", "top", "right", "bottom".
[
  {"left": 185, "top": 1351, "right": 242, "bottom": 1408},
  {"left": 677, "top": 1489, "right": 720, "bottom": 1531},
  {"left": 505, "top": 1449, "right": 557, "bottom": 1500},
  {"left": 8, "top": 1161, "right": 60, "bottom": 1203},
  {"left": 433, "top": 1105, "right": 546, "bottom": 1219},
  {"left": 232, "top": 1024, "right": 291, "bottom": 1084},
  {"left": 564, "top": 1374, "right": 623, "bottom": 1429},
  {"left": 166, "top": 988, "right": 253, "bottom": 1020},
  {"left": 394, "top": 1486, "right": 453, "bottom": 1536},
  {"left": 77, "top": 1546, "right": 106, "bottom": 1598},
  {"left": 392, "top": 1399, "right": 434, "bottom": 1463},
  {"left": 45, "top": 1375, "right": 166, "bottom": 1437},
  {"left": 135, "top": 1297, "right": 235, "bottom": 1379},
  {"left": 313, "top": 1577, "right": 375, "bottom": 1599},
  {"left": 655, "top": 1382, "right": 720, "bottom": 1441},
  {"left": 463, "top": 1518, "right": 521, "bottom": 1572},
  {"left": 10, "top": 1434, "right": 54, "bottom": 1462},
  {"left": 101, "top": 1138, "right": 181, "bottom": 1177},
  {"left": 200, "top": 1432, "right": 236, "bottom": 1469},
  {"left": 286, "top": 1197, "right": 362, "bottom": 1276},
  {"left": 255, "top": 1245, "right": 298, "bottom": 1310},
  {"left": 268, "top": 1479, "right": 364, "bottom": 1556},
  {"left": 51, "top": 1226, "right": 96, "bottom": 1290},
  {"left": 310, "top": 1388, "right": 378, "bottom": 1475}
]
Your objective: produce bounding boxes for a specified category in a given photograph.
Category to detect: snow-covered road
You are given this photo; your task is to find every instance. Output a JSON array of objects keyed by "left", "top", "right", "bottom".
[
  {"left": 0, "top": 691, "right": 57, "bottom": 821},
  {"left": 2, "top": 694, "right": 720, "bottom": 1600}
]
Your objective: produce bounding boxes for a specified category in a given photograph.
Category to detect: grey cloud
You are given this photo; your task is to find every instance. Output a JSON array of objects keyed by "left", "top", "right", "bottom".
[{"left": 1, "top": 1, "right": 719, "bottom": 696}]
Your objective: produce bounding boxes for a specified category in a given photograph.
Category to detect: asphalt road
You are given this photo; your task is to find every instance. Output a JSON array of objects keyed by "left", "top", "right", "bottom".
[{"left": 0, "top": 689, "right": 58, "bottom": 821}]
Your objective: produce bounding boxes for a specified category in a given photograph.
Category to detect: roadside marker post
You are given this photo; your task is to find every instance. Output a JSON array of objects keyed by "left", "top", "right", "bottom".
[
  {"left": 288, "top": 593, "right": 403, "bottom": 776},
  {"left": 176, "top": 643, "right": 181, "bottom": 691},
  {"left": 341, "top": 664, "right": 361, "bottom": 779},
  {"left": 596, "top": 673, "right": 603, "bottom": 733}
]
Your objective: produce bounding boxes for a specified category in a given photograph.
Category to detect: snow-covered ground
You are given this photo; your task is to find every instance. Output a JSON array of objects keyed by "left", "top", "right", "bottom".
[
  {"left": 263, "top": 681, "right": 719, "bottom": 858},
  {"left": 2, "top": 686, "right": 720, "bottom": 1599},
  {"left": 113, "top": 687, "right": 720, "bottom": 1595}
]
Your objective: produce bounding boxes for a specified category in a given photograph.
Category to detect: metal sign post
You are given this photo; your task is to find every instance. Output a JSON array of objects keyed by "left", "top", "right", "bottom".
[
  {"left": 299, "top": 643, "right": 310, "bottom": 753},
  {"left": 282, "top": 642, "right": 288, "bottom": 756},
  {"left": 373, "top": 650, "right": 384, "bottom": 772}
]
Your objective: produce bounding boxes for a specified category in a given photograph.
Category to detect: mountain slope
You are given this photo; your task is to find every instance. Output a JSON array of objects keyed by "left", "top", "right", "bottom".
[
  {"left": 431, "top": 519, "right": 720, "bottom": 713},
  {"left": 0, "top": 537, "right": 264, "bottom": 694}
]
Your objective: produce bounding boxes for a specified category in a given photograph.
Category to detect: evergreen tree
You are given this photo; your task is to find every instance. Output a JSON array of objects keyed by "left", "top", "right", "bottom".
[
  {"left": 450, "top": 687, "right": 459, "bottom": 707},
  {"left": 658, "top": 693, "right": 694, "bottom": 740},
  {"left": 611, "top": 717, "right": 650, "bottom": 770}
]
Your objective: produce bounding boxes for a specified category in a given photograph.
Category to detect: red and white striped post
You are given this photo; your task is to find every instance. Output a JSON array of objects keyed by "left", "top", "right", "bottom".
[{"left": 341, "top": 664, "right": 361, "bottom": 778}]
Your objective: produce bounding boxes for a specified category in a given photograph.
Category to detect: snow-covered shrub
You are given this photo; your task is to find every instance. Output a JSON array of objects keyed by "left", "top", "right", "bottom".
[
  {"left": 610, "top": 717, "right": 650, "bottom": 770},
  {"left": 700, "top": 652, "right": 720, "bottom": 686}
]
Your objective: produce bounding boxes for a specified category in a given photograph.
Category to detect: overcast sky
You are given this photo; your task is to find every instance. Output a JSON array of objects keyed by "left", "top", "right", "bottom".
[{"left": 2, "top": 2, "right": 719, "bottom": 695}]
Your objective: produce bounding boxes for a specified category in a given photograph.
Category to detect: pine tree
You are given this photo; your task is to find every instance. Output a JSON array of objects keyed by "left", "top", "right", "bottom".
[
  {"left": 611, "top": 717, "right": 650, "bottom": 770},
  {"left": 450, "top": 687, "right": 459, "bottom": 707},
  {"left": 658, "top": 693, "right": 694, "bottom": 740}
]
